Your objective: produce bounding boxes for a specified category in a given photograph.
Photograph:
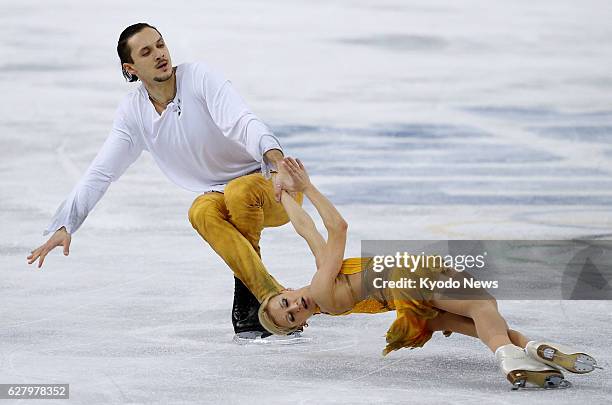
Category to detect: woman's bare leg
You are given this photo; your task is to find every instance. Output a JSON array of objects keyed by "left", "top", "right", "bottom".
[
  {"left": 426, "top": 312, "right": 478, "bottom": 338},
  {"left": 428, "top": 297, "right": 517, "bottom": 352},
  {"left": 508, "top": 329, "right": 529, "bottom": 348},
  {"left": 426, "top": 312, "right": 530, "bottom": 348}
]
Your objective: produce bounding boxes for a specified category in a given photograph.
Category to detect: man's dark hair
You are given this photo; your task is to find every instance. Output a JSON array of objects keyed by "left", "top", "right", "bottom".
[{"left": 117, "top": 22, "right": 162, "bottom": 82}]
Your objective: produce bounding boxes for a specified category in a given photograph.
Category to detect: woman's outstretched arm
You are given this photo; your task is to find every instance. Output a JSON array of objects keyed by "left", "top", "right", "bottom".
[
  {"left": 281, "top": 158, "right": 347, "bottom": 298},
  {"left": 280, "top": 190, "right": 326, "bottom": 267}
]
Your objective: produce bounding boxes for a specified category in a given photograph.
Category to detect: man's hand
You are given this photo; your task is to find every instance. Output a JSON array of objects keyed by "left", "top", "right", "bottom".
[{"left": 27, "top": 227, "right": 71, "bottom": 269}]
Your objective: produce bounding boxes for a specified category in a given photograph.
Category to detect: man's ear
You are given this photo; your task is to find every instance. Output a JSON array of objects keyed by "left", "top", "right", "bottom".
[{"left": 122, "top": 62, "right": 137, "bottom": 76}]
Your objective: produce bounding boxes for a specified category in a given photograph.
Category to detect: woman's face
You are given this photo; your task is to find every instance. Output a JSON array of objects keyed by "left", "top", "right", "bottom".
[{"left": 267, "top": 287, "right": 316, "bottom": 329}]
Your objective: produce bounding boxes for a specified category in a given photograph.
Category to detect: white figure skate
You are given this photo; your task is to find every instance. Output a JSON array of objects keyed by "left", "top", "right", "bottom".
[
  {"left": 525, "top": 341, "right": 600, "bottom": 374},
  {"left": 495, "top": 344, "right": 570, "bottom": 389}
]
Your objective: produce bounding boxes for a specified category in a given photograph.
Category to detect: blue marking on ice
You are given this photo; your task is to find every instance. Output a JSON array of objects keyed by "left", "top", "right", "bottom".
[{"left": 527, "top": 125, "right": 612, "bottom": 143}]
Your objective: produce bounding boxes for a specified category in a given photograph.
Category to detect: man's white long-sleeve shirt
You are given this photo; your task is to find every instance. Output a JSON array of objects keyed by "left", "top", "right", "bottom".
[{"left": 44, "top": 62, "right": 282, "bottom": 235}]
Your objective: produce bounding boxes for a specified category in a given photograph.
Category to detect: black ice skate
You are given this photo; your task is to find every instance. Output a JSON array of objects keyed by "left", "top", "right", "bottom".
[{"left": 232, "top": 277, "right": 269, "bottom": 335}]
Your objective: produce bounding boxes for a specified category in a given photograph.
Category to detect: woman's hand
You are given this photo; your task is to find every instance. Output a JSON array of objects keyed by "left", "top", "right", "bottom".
[{"left": 281, "top": 157, "right": 311, "bottom": 192}]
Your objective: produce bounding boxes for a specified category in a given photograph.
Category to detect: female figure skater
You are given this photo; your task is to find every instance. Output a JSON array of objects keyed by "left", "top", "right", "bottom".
[{"left": 258, "top": 157, "right": 599, "bottom": 389}]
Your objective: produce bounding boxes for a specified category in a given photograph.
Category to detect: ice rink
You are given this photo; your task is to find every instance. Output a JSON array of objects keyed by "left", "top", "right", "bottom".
[{"left": 2, "top": 0, "right": 612, "bottom": 403}]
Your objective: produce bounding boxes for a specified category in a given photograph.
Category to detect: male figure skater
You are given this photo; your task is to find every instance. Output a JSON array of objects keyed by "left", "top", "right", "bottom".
[{"left": 27, "top": 22, "right": 300, "bottom": 340}]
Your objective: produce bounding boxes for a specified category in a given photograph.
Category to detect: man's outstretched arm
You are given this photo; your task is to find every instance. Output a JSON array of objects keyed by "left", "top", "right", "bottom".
[
  {"left": 27, "top": 114, "right": 143, "bottom": 269},
  {"left": 27, "top": 226, "right": 71, "bottom": 269}
]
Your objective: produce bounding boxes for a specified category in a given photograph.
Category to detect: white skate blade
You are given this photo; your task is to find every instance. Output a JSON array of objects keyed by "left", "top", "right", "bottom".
[{"left": 232, "top": 331, "right": 313, "bottom": 346}]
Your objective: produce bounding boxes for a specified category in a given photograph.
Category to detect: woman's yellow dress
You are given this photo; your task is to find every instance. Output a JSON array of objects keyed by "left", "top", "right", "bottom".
[{"left": 336, "top": 257, "right": 452, "bottom": 355}]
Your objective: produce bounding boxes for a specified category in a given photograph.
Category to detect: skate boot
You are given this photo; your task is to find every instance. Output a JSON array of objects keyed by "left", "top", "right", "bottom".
[
  {"left": 232, "top": 277, "right": 270, "bottom": 336},
  {"left": 525, "top": 341, "right": 600, "bottom": 374},
  {"left": 495, "top": 344, "right": 569, "bottom": 389}
]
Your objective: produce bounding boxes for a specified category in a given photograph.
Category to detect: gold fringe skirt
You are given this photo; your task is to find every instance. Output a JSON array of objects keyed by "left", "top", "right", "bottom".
[{"left": 339, "top": 257, "right": 452, "bottom": 355}]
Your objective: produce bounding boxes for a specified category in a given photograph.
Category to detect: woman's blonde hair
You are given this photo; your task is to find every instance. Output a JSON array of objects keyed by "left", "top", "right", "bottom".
[{"left": 258, "top": 293, "right": 301, "bottom": 335}]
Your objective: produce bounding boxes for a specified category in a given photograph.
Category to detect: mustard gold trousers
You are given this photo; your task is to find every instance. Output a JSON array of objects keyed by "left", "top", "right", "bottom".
[{"left": 188, "top": 173, "right": 301, "bottom": 302}]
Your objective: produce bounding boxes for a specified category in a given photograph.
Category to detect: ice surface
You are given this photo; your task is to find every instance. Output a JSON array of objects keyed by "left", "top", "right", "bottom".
[{"left": 1, "top": 0, "right": 611, "bottom": 404}]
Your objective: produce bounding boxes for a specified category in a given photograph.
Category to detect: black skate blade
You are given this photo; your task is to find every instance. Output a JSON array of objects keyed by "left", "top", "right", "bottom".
[{"left": 232, "top": 331, "right": 313, "bottom": 346}]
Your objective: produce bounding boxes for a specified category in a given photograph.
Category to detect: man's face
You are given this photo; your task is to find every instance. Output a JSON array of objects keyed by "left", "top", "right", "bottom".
[
  {"left": 123, "top": 27, "right": 173, "bottom": 83},
  {"left": 267, "top": 288, "right": 316, "bottom": 329}
]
